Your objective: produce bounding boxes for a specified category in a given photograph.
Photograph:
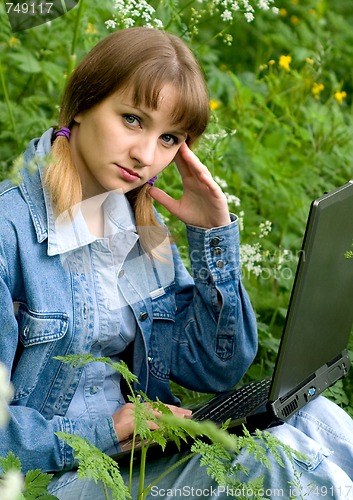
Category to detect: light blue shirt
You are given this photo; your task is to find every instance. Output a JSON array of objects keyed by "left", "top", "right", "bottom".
[{"left": 45, "top": 190, "right": 139, "bottom": 426}]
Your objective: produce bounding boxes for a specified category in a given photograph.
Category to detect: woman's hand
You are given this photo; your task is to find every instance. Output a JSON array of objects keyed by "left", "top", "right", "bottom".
[
  {"left": 149, "top": 143, "right": 231, "bottom": 229},
  {"left": 112, "top": 402, "right": 192, "bottom": 442}
]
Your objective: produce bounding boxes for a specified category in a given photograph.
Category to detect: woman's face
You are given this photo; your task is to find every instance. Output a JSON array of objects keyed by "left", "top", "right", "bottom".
[{"left": 69, "top": 84, "right": 187, "bottom": 199}]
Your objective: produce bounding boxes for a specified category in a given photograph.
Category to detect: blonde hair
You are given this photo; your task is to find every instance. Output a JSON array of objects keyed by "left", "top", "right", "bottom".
[{"left": 45, "top": 27, "right": 210, "bottom": 255}]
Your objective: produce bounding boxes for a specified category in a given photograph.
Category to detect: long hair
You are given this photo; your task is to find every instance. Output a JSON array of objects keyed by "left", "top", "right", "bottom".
[{"left": 45, "top": 27, "right": 210, "bottom": 256}]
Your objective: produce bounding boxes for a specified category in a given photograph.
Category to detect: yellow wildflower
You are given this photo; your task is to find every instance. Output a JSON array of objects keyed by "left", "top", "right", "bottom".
[
  {"left": 268, "top": 60, "right": 275, "bottom": 66},
  {"left": 291, "top": 0, "right": 299, "bottom": 4},
  {"left": 334, "top": 91, "right": 347, "bottom": 105},
  {"left": 209, "top": 99, "right": 221, "bottom": 111},
  {"left": 9, "top": 36, "right": 20, "bottom": 48},
  {"left": 290, "top": 15, "right": 300, "bottom": 25},
  {"left": 279, "top": 55, "right": 292, "bottom": 71},
  {"left": 279, "top": 8, "right": 287, "bottom": 16},
  {"left": 85, "top": 22, "right": 97, "bottom": 35},
  {"left": 312, "top": 83, "right": 324, "bottom": 96},
  {"left": 306, "top": 57, "right": 314, "bottom": 65}
]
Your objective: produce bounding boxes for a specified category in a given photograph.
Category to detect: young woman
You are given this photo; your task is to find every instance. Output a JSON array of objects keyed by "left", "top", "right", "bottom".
[{"left": 0, "top": 27, "right": 352, "bottom": 499}]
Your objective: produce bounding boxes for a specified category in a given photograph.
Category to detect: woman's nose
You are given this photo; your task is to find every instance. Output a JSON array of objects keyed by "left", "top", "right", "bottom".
[{"left": 130, "top": 136, "right": 157, "bottom": 167}]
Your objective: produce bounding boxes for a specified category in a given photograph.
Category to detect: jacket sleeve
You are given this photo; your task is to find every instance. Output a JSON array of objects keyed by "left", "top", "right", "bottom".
[
  {"left": 170, "top": 214, "right": 258, "bottom": 393},
  {"left": 0, "top": 260, "right": 119, "bottom": 474}
]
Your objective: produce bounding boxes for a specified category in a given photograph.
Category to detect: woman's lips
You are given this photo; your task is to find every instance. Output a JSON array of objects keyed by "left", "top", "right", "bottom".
[{"left": 117, "top": 165, "right": 141, "bottom": 182}]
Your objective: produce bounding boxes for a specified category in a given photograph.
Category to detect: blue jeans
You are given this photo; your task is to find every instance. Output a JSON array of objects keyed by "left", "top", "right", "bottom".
[{"left": 48, "top": 396, "right": 353, "bottom": 499}]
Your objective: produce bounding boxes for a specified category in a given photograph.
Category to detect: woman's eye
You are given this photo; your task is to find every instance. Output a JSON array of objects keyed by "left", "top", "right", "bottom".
[
  {"left": 123, "top": 114, "right": 140, "bottom": 126},
  {"left": 162, "top": 134, "right": 178, "bottom": 147}
]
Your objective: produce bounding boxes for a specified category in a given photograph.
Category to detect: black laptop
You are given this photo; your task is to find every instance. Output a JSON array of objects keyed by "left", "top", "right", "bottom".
[{"left": 117, "top": 181, "right": 353, "bottom": 458}]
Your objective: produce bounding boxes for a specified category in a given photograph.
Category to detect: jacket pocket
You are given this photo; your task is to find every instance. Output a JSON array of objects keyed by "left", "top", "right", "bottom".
[
  {"left": 13, "top": 306, "right": 69, "bottom": 400},
  {"left": 18, "top": 306, "right": 68, "bottom": 346}
]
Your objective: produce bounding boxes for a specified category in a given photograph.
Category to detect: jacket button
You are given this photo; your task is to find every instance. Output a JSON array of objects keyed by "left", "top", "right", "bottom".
[
  {"left": 210, "top": 237, "right": 221, "bottom": 246},
  {"left": 216, "top": 260, "right": 225, "bottom": 269},
  {"left": 148, "top": 356, "right": 153, "bottom": 363},
  {"left": 118, "top": 269, "right": 125, "bottom": 278},
  {"left": 213, "top": 246, "right": 223, "bottom": 256},
  {"left": 139, "top": 312, "right": 149, "bottom": 321}
]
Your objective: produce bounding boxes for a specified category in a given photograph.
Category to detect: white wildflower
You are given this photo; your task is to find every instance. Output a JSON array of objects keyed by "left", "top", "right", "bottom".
[
  {"left": 0, "top": 470, "right": 24, "bottom": 500},
  {"left": 257, "top": 0, "right": 270, "bottom": 9},
  {"left": 105, "top": 19, "right": 117, "bottom": 29},
  {"left": 153, "top": 18, "right": 164, "bottom": 29},
  {"left": 124, "top": 17, "right": 135, "bottom": 27},
  {"left": 214, "top": 175, "right": 228, "bottom": 189},
  {"left": 226, "top": 193, "right": 241, "bottom": 207},
  {"left": 242, "top": 0, "right": 254, "bottom": 11},
  {"left": 141, "top": 11, "right": 152, "bottom": 21},
  {"left": 240, "top": 243, "right": 263, "bottom": 277},
  {"left": 245, "top": 12, "right": 255, "bottom": 22},
  {"left": 114, "top": 0, "right": 124, "bottom": 9},
  {"left": 258, "top": 220, "right": 272, "bottom": 238},
  {"left": 221, "top": 9, "right": 233, "bottom": 21},
  {"left": 108, "top": 0, "right": 162, "bottom": 30}
]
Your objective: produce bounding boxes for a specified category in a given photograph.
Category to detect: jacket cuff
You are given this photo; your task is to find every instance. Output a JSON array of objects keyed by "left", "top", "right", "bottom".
[
  {"left": 61, "top": 416, "right": 120, "bottom": 467},
  {"left": 186, "top": 214, "right": 241, "bottom": 283}
]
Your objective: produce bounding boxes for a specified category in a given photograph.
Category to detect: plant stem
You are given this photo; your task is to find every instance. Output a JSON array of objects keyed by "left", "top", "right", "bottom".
[
  {"left": 128, "top": 432, "right": 138, "bottom": 493},
  {"left": 67, "top": 0, "right": 85, "bottom": 76},
  {"left": 0, "top": 60, "right": 18, "bottom": 144},
  {"left": 102, "top": 481, "right": 110, "bottom": 500},
  {"left": 137, "top": 444, "right": 148, "bottom": 499},
  {"left": 142, "top": 451, "right": 196, "bottom": 497},
  {"left": 163, "top": 0, "right": 195, "bottom": 31},
  {"left": 61, "top": 0, "right": 68, "bottom": 13}
]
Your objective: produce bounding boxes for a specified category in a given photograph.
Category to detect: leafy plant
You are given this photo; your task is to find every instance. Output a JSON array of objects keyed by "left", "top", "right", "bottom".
[
  {"left": 0, "top": 452, "right": 57, "bottom": 499},
  {"left": 55, "top": 354, "right": 310, "bottom": 499}
]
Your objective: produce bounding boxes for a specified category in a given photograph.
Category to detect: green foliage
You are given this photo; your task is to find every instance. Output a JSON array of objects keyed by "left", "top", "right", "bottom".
[
  {"left": 0, "top": 452, "right": 57, "bottom": 499},
  {"left": 54, "top": 354, "right": 311, "bottom": 499},
  {"left": 55, "top": 433, "right": 130, "bottom": 500},
  {"left": 55, "top": 353, "right": 139, "bottom": 390}
]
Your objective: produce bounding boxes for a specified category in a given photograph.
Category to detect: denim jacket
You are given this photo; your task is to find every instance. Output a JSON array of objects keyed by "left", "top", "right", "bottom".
[{"left": 0, "top": 129, "right": 257, "bottom": 473}]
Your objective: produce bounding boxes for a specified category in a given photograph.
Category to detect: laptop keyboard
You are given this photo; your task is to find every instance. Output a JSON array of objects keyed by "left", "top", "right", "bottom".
[{"left": 193, "top": 377, "right": 272, "bottom": 424}]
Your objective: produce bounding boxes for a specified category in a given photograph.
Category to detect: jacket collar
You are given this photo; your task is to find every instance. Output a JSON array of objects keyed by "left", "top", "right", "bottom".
[{"left": 18, "top": 128, "right": 53, "bottom": 244}]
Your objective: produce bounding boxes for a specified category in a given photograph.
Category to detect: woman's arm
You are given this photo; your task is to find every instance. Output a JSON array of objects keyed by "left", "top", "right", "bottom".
[
  {"left": 150, "top": 143, "right": 257, "bottom": 392},
  {"left": 169, "top": 217, "right": 258, "bottom": 393}
]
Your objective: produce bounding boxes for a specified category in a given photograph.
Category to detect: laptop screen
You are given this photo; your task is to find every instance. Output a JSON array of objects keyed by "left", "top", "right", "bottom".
[{"left": 270, "top": 181, "right": 353, "bottom": 401}]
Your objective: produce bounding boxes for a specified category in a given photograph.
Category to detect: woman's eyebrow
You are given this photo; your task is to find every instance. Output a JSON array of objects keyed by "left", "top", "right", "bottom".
[{"left": 121, "top": 102, "right": 151, "bottom": 119}]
